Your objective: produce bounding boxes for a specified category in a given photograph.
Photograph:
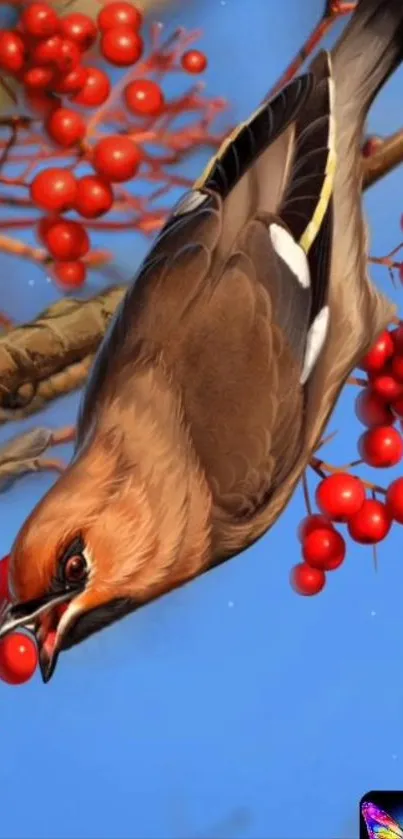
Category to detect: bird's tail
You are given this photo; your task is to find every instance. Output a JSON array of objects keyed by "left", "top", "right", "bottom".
[{"left": 331, "top": 0, "right": 403, "bottom": 124}]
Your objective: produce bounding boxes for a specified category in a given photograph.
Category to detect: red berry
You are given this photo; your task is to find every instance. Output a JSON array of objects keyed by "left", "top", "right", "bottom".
[
  {"left": 0, "top": 31, "right": 26, "bottom": 74},
  {"left": 56, "top": 38, "right": 81, "bottom": 72},
  {"left": 31, "top": 35, "right": 80, "bottom": 72},
  {"left": 391, "top": 355, "right": 403, "bottom": 382},
  {"left": 43, "top": 219, "right": 90, "bottom": 260},
  {"left": 124, "top": 79, "right": 164, "bottom": 116},
  {"left": 302, "top": 528, "right": 346, "bottom": 571},
  {"left": 74, "top": 175, "right": 114, "bottom": 218},
  {"left": 392, "top": 396, "right": 403, "bottom": 419},
  {"left": 315, "top": 473, "right": 365, "bottom": 522},
  {"left": 20, "top": 2, "right": 59, "bottom": 38},
  {"left": 100, "top": 27, "right": 143, "bottom": 67},
  {"left": 386, "top": 477, "right": 403, "bottom": 524},
  {"left": 0, "top": 555, "right": 10, "bottom": 603},
  {"left": 0, "top": 632, "right": 38, "bottom": 685},
  {"left": 36, "top": 214, "right": 59, "bottom": 245},
  {"left": 290, "top": 563, "right": 326, "bottom": 596},
  {"left": 370, "top": 372, "right": 403, "bottom": 404},
  {"left": 24, "top": 88, "right": 59, "bottom": 116},
  {"left": 52, "top": 260, "right": 87, "bottom": 289},
  {"left": 30, "top": 168, "right": 77, "bottom": 212},
  {"left": 60, "top": 13, "right": 97, "bottom": 51},
  {"left": 297, "top": 514, "right": 334, "bottom": 543},
  {"left": 23, "top": 65, "right": 54, "bottom": 90},
  {"left": 73, "top": 67, "right": 111, "bottom": 107},
  {"left": 97, "top": 2, "right": 143, "bottom": 31},
  {"left": 391, "top": 325, "right": 403, "bottom": 353},
  {"left": 46, "top": 107, "right": 86, "bottom": 147},
  {"left": 30, "top": 34, "right": 64, "bottom": 66},
  {"left": 355, "top": 387, "right": 394, "bottom": 427},
  {"left": 53, "top": 65, "right": 88, "bottom": 94},
  {"left": 358, "top": 426, "right": 403, "bottom": 468},
  {"left": 347, "top": 499, "right": 392, "bottom": 544},
  {"left": 92, "top": 135, "right": 141, "bottom": 183},
  {"left": 359, "top": 331, "right": 394, "bottom": 374},
  {"left": 181, "top": 49, "right": 208, "bottom": 74}
]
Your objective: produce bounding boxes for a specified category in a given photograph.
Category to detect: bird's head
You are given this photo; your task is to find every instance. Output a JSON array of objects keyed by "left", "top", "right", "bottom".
[
  {"left": 0, "top": 387, "right": 212, "bottom": 682},
  {"left": 0, "top": 451, "right": 164, "bottom": 683}
]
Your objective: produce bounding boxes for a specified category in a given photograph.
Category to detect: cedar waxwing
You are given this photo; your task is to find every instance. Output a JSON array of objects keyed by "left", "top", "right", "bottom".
[{"left": 1, "top": 0, "right": 402, "bottom": 682}]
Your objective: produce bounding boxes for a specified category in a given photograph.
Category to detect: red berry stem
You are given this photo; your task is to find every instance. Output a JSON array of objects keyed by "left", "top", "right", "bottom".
[
  {"left": 369, "top": 242, "right": 403, "bottom": 270},
  {"left": 347, "top": 376, "right": 370, "bottom": 387},
  {"left": 302, "top": 471, "right": 313, "bottom": 515},
  {"left": 0, "top": 9, "right": 226, "bottom": 291},
  {"left": 310, "top": 455, "right": 387, "bottom": 495},
  {"left": 292, "top": 323, "right": 403, "bottom": 597}
]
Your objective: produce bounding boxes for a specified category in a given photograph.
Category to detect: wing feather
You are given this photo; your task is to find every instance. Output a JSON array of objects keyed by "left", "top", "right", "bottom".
[{"left": 194, "top": 74, "right": 314, "bottom": 197}]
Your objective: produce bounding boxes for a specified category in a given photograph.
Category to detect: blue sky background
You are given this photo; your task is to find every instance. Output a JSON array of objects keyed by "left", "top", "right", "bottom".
[{"left": 0, "top": 1, "right": 402, "bottom": 837}]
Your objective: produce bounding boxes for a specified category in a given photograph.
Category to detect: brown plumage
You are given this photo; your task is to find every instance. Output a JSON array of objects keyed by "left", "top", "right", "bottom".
[{"left": 2, "top": 0, "right": 403, "bottom": 681}]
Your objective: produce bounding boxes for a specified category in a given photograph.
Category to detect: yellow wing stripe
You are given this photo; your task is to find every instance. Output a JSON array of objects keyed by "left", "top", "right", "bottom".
[
  {"left": 299, "top": 57, "right": 336, "bottom": 254},
  {"left": 195, "top": 56, "right": 336, "bottom": 254}
]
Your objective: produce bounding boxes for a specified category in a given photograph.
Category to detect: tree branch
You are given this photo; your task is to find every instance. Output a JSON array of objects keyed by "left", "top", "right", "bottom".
[
  {"left": 363, "top": 130, "right": 403, "bottom": 190},
  {"left": 0, "top": 288, "right": 123, "bottom": 422},
  {"left": 0, "top": 424, "right": 76, "bottom": 491}
]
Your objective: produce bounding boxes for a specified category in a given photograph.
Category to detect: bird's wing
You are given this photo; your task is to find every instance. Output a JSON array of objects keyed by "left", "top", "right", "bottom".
[
  {"left": 193, "top": 73, "right": 314, "bottom": 198},
  {"left": 77, "top": 56, "right": 336, "bottom": 520},
  {"left": 76, "top": 72, "right": 314, "bottom": 444}
]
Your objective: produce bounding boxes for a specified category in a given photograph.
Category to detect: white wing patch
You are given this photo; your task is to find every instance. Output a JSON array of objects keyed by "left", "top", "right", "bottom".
[
  {"left": 269, "top": 223, "right": 310, "bottom": 288},
  {"left": 173, "top": 190, "right": 208, "bottom": 216},
  {"left": 300, "top": 306, "right": 330, "bottom": 384}
]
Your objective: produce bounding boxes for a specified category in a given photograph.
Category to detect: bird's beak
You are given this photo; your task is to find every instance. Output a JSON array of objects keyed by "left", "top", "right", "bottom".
[
  {"left": 0, "top": 589, "right": 74, "bottom": 683},
  {"left": 35, "top": 597, "right": 74, "bottom": 683}
]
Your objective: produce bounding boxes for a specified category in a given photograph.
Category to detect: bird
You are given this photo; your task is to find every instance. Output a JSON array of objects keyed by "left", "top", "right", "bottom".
[{"left": 1, "top": 0, "right": 402, "bottom": 682}]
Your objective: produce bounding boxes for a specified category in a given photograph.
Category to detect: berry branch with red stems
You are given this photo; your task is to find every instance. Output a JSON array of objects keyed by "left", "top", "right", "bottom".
[
  {"left": 293, "top": 327, "right": 403, "bottom": 596},
  {"left": 266, "top": 0, "right": 356, "bottom": 98},
  {"left": 0, "top": 1, "right": 227, "bottom": 294},
  {"left": 1, "top": 0, "right": 403, "bottom": 683}
]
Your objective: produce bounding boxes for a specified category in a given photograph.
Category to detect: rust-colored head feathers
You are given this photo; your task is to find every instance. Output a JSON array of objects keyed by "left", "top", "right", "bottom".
[
  {"left": 5, "top": 360, "right": 212, "bottom": 680},
  {"left": 2, "top": 0, "right": 403, "bottom": 680}
]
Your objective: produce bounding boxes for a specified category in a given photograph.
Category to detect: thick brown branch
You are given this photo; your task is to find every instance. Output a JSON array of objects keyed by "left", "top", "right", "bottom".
[
  {"left": 363, "top": 130, "right": 403, "bottom": 190},
  {"left": 0, "top": 288, "right": 124, "bottom": 423}
]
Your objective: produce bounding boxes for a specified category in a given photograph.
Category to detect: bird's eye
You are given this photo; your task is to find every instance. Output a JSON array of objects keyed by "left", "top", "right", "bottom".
[{"left": 63, "top": 554, "right": 87, "bottom": 585}]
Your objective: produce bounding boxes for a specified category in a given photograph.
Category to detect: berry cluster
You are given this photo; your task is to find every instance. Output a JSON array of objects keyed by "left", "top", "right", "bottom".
[
  {"left": 291, "top": 325, "right": 403, "bottom": 596},
  {"left": 0, "top": 556, "right": 38, "bottom": 685},
  {"left": 0, "top": 1, "right": 208, "bottom": 290}
]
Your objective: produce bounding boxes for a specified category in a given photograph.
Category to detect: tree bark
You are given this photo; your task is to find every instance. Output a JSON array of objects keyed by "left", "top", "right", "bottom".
[{"left": 0, "top": 288, "right": 123, "bottom": 422}]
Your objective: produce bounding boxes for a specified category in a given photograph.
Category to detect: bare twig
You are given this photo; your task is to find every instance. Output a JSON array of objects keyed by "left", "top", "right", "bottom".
[
  {"left": 0, "top": 425, "right": 76, "bottom": 491},
  {"left": 347, "top": 376, "right": 368, "bottom": 387},
  {"left": 302, "top": 471, "right": 312, "bottom": 515},
  {"left": 266, "top": 0, "right": 356, "bottom": 98}
]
